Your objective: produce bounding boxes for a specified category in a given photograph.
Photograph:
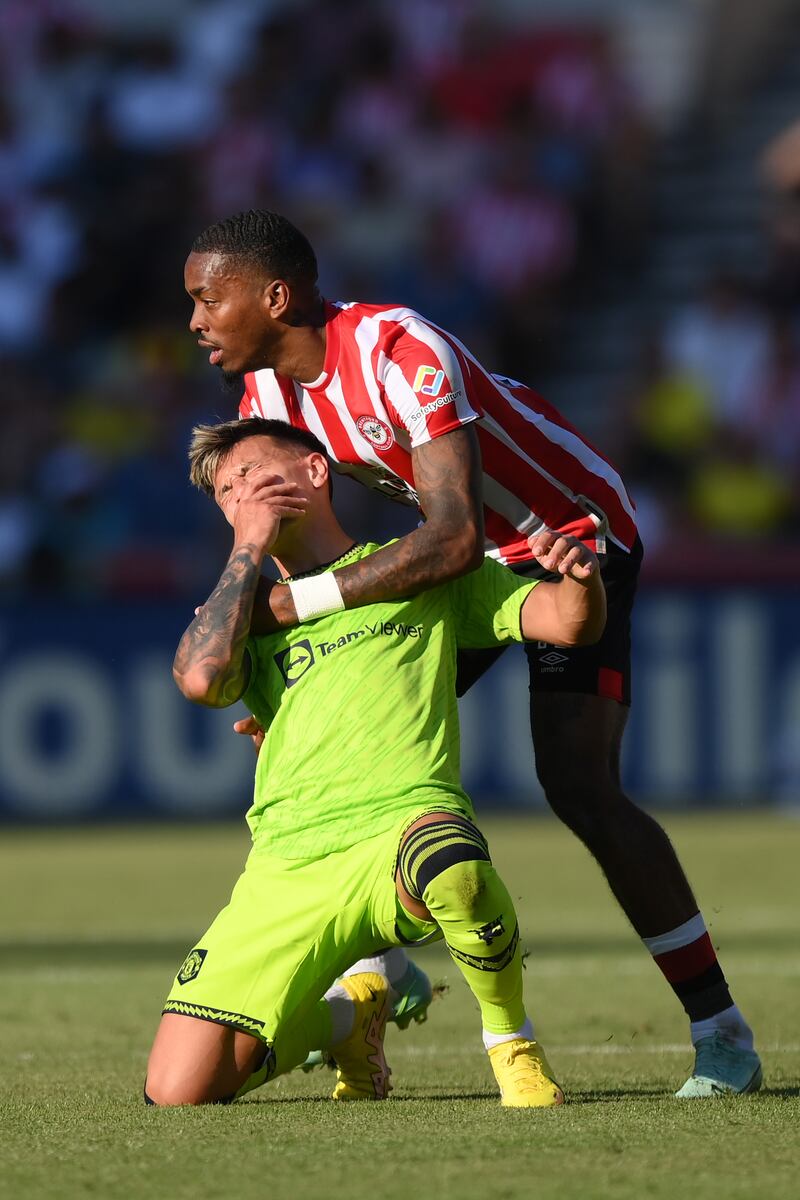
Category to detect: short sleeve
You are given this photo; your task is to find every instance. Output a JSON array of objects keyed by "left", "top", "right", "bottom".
[
  {"left": 447, "top": 559, "right": 538, "bottom": 649},
  {"left": 380, "top": 318, "right": 481, "bottom": 449}
]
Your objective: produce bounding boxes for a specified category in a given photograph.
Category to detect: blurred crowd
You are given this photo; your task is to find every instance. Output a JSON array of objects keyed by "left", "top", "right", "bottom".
[
  {"left": 617, "top": 106, "right": 800, "bottom": 567},
  {"left": 619, "top": 271, "right": 800, "bottom": 563},
  {"left": 0, "top": 0, "right": 797, "bottom": 600}
]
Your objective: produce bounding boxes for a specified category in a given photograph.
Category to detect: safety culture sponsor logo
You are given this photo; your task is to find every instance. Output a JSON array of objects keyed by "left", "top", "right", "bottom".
[
  {"left": 407, "top": 391, "right": 462, "bottom": 423},
  {"left": 274, "top": 620, "right": 425, "bottom": 688},
  {"left": 412, "top": 365, "right": 446, "bottom": 395},
  {"left": 408, "top": 364, "right": 462, "bottom": 424}
]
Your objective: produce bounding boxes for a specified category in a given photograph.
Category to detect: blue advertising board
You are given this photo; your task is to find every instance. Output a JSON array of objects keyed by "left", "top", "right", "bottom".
[{"left": 0, "top": 589, "right": 797, "bottom": 820}]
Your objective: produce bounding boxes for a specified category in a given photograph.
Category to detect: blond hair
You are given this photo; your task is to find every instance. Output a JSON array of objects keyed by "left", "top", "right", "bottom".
[{"left": 188, "top": 417, "right": 329, "bottom": 497}]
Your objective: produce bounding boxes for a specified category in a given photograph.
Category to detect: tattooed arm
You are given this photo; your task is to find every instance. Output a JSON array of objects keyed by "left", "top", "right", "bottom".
[
  {"left": 251, "top": 425, "right": 484, "bottom": 633},
  {"left": 173, "top": 543, "right": 261, "bottom": 706},
  {"left": 174, "top": 466, "right": 308, "bottom": 705}
]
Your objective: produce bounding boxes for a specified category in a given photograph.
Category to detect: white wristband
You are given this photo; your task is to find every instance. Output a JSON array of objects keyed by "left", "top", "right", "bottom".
[{"left": 288, "top": 573, "right": 345, "bottom": 621}]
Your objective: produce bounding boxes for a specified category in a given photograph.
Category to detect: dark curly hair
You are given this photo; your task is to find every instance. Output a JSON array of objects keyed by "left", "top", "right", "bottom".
[{"left": 191, "top": 210, "right": 318, "bottom": 284}]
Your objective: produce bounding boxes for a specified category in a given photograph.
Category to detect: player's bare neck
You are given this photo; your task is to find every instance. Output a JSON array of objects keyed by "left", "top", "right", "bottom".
[
  {"left": 270, "top": 296, "right": 327, "bottom": 382},
  {"left": 271, "top": 518, "right": 355, "bottom": 581},
  {"left": 270, "top": 323, "right": 327, "bottom": 383}
]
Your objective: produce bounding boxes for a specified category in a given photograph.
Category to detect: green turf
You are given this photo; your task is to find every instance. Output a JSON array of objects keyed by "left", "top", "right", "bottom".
[{"left": 1, "top": 813, "right": 798, "bottom": 1200}]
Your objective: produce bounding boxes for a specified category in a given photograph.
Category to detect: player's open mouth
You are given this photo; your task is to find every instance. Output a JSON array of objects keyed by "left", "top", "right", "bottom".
[{"left": 198, "top": 340, "right": 223, "bottom": 365}]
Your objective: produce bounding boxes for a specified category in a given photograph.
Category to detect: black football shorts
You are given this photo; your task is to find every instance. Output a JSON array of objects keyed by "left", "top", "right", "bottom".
[{"left": 455, "top": 536, "right": 643, "bottom": 706}]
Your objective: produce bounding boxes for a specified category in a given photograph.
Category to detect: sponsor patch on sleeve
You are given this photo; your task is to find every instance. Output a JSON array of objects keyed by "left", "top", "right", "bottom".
[
  {"left": 408, "top": 391, "right": 463, "bottom": 422},
  {"left": 412, "top": 365, "right": 447, "bottom": 395}
]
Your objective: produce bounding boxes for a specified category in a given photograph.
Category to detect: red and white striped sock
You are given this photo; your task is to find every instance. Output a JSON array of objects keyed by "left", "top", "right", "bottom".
[{"left": 641, "top": 913, "right": 750, "bottom": 1045}]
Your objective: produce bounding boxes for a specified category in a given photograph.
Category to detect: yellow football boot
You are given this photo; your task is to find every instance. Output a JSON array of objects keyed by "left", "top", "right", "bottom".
[
  {"left": 487, "top": 1038, "right": 565, "bottom": 1107},
  {"left": 330, "top": 972, "right": 392, "bottom": 1101}
]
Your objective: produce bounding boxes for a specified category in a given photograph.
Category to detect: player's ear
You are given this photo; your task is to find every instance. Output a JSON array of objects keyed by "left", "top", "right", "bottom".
[
  {"left": 263, "top": 278, "right": 291, "bottom": 319},
  {"left": 307, "top": 452, "right": 330, "bottom": 493}
]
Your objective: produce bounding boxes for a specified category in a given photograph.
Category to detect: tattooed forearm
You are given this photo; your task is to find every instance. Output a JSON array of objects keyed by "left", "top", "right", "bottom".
[
  {"left": 337, "top": 424, "right": 484, "bottom": 601},
  {"left": 174, "top": 544, "right": 263, "bottom": 705},
  {"left": 254, "top": 426, "right": 484, "bottom": 632}
]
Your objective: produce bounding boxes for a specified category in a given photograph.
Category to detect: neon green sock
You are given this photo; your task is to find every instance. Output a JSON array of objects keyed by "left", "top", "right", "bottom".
[{"left": 420, "top": 858, "right": 526, "bottom": 1035}]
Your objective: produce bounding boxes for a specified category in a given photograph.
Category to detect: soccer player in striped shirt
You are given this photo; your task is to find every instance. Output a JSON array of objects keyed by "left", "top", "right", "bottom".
[{"left": 183, "top": 210, "right": 761, "bottom": 1098}]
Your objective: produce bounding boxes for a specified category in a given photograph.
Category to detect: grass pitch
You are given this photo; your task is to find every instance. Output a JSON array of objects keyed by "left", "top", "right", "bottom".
[{"left": 1, "top": 812, "right": 798, "bottom": 1200}]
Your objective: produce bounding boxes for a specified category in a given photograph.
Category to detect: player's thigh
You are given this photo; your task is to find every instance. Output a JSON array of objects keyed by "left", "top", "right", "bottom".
[
  {"left": 146, "top": 1014, "right": 265, "bottom": 1106},
  {"left": 160, "top": 837, "right": 412, "bottom": 1062},
  {"left": 527, "top": 536, "right": 641, "bottom": 791},
  {"left": 531, "top": 690, "right": 629, "bottom": 793},
  {"left": 526, "top": 537, "right": 641, "bottom": 709},
  {"left": 155, "top": 851, "right": 348, "bottom": 1094}
]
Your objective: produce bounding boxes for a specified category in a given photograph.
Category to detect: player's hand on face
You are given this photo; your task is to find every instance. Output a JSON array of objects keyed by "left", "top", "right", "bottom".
[
  {"left": 528, "top": 531, "right": 598, "bottom": 579},
  {"left": 233, "top": 714, "right": 265, "bottom": 754},
  {"left": 223, "top": 466, "right": 308, "bottom": 554}
]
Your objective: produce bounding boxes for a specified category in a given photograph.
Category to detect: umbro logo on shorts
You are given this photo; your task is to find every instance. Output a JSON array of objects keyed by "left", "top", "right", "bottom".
[{"left": 539, "top": 651, "right": 569, "bottom": 666}]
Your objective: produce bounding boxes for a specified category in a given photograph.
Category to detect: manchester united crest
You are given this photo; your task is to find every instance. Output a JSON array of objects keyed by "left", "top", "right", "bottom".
[{"left": 177, "top": 948, "right": 207, "bottom": 985}]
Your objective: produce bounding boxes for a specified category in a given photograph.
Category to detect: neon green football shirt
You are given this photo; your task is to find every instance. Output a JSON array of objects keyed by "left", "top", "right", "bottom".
[{"left": 243, "top": 543, "right": 537, "bottom": 858}]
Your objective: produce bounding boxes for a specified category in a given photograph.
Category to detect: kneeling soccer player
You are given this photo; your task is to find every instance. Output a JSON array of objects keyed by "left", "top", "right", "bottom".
[{"left": 144, "top": 418, "right": 607, "bottom": 1107}]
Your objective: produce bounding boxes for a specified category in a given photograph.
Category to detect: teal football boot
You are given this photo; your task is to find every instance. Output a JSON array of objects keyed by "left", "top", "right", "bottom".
[
  {"left": 389, "top": 959, "right": 434, "bottom": 1030},
  {"left": 675, "top": 1033, "right": 762, "bottom": 1098}
]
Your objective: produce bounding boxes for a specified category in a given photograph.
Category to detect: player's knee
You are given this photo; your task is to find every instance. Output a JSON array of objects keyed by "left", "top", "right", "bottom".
[
  {"left": 143, "top": 1070, "right": 223, "bottom": 1108},
  {"left": 539, "top": 776, "right": 594, "bottom": 833},
  {"left": 424, "top": 857, "right": 487, "bottom": 916},
  {"left": 143, "top": 1072, "right": 193, "bottom": 1107},
  {"left": 455, "top": 859, "right": 486, "bottom": 906},
  {"left": 537, "top": 763, "right": 631, "bottom": 843},
  {"left": 399, "top": 816, "right": 491, "bottom": 911}
]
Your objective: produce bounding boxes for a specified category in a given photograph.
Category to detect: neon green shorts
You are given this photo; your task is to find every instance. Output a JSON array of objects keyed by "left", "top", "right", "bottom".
[{"left": 162, "top": 813, "right": 445, "bottom": 1044}]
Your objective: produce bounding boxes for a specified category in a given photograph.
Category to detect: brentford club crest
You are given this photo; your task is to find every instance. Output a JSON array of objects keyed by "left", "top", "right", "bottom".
[{"left": 356, "top": 415, "right": 394, "bottom": 451}]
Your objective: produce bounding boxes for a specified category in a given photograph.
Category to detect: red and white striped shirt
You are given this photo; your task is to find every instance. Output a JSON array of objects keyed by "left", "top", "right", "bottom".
[{"left": 240, "top": 301, "right": 637, "bottom": 563}]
